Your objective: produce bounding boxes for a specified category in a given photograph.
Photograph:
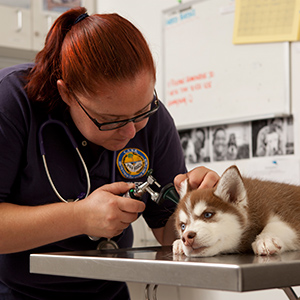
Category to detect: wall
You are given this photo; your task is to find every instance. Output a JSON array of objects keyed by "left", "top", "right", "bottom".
[
  {"left": 97, "top": 1, "right": 300, "bottom": 300},
  {"left": 96, "top": 0, "right": 300, "bottom": 176}
]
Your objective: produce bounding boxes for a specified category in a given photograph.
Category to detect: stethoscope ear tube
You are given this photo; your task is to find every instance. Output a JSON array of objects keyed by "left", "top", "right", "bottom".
[
  {"left": 38, "top": 118, "right": 91, "bottom": 203},
  {"left": 41, "top": 154, "right": 67, "bottom": 203},
  {"left": 38, "top": 118, "right": 79, "bottom": 156}
]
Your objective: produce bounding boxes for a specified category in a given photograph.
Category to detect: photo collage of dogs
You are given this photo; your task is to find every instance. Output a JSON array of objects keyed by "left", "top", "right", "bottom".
[{"left": 178, "top": 116, "right": 294, "bottom": 165}]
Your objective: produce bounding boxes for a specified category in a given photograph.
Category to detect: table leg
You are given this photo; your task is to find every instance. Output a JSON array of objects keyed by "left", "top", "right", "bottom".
[
  {"left": 144, "top": 284, "right": 159, "bottom": 300},
  {"left": 153, "top": 285, "right": 158, "bottom": 300},
  {"left": 145, "top": 284, "right": 151, "bottom": 300},
  {"left": 281, "top": 287, "right": 300, "bottom": 300}
]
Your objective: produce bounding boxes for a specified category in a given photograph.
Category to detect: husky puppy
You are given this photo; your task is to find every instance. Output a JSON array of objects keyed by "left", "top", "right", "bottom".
[{"left": 173, "top": 165, "right": 300, "bottom": 257}]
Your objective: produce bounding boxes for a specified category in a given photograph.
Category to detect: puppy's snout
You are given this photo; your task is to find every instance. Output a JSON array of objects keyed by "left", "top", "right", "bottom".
[{"left": 182, "top": 231, "right": 196, "bottom": 246}]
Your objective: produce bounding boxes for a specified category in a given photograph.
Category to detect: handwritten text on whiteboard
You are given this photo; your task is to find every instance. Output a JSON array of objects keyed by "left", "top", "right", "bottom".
[{"left": 166, "top": 71, "right": 214, "bottom": 107}]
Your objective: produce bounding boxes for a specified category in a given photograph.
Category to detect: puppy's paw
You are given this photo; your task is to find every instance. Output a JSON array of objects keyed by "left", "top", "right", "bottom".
[
  {"left": 252, "top": 235, "right": 283, "bottom": 256},
  {"left": 172, "top": 239, "right": 184, "bottom": 255}
]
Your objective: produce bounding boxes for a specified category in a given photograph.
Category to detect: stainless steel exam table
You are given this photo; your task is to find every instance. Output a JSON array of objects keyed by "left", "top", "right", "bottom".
[{"left": 30, "top": 246, "right": 300, "bottom": 300}]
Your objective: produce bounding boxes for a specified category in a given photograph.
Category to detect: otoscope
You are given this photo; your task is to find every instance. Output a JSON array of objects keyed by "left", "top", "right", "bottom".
[{"left": 125, "top": 169, "right": 180, "bottom": 205}]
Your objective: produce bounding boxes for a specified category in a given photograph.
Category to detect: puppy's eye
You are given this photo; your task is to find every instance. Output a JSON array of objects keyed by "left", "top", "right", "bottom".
[
  {"left": 204, "top": 212, "right": 214, "bottom": 219},
  {"left": 180, "top": 223, "right": 186, "bottom": 231}
]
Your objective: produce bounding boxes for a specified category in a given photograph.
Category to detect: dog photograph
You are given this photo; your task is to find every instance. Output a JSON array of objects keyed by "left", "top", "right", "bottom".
[
  {"left": 252, "top": 117, "right": 294, "bottom": 157},
  {"left": 179, "top": 127, "right": 210, "bottom": 164},
  {"left": 210, "top": 123, "right": 250, "bottom": 162}
]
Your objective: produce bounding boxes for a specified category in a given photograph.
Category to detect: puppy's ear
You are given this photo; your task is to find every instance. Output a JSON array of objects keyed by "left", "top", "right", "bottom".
[
  {"left": 179, "top": 178, "right": 192, "bottom": 199},
  {"left": 214, "top": 165, "right": 247, "bottom": 206}
]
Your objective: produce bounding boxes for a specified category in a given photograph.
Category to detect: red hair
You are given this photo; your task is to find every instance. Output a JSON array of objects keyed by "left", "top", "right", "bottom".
[{"left": 26, "top": 7, "right": 156, "bottom": 111}]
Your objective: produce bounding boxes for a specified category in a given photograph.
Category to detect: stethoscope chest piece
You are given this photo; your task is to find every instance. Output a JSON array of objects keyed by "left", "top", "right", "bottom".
[{"left": 97, "top": 239, "right": 119, "bottom": 250}]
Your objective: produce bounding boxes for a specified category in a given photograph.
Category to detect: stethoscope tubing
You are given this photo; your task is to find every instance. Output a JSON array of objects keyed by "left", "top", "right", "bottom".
[
  {"left": 38, "top": 118, "right": 91, "bottom": 203},
  {"left": 39, "top": 116, "right": 118, "bottom": 246}
]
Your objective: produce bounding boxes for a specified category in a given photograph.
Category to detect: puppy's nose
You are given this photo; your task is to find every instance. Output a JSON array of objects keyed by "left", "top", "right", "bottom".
[{"left": 182, "top": 231, "right": 196, "bottom": 246}]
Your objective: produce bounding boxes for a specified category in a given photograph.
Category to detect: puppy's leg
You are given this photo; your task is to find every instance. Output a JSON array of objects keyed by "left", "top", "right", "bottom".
[
  {"left": 173, "top": 239, "right": 184, "bottom": 255},
  {"left": 252, "top": 216, "right": 298, "bottom": 255}
]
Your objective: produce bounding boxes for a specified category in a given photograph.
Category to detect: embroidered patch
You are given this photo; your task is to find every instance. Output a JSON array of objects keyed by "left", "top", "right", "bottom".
[{"left": 117, "top": 148, "right": 149, "bottom": 179}]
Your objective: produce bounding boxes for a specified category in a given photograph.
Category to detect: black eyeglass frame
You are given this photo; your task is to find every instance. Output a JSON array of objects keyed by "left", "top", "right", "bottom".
[{"left": 73, "top": 90, "right": 160, "bottom": 131}]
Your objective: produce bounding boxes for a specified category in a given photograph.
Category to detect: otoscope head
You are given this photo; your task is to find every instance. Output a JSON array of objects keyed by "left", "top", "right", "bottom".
[{"left": 126, "top": 169, "right": 179, "bottom": 205}]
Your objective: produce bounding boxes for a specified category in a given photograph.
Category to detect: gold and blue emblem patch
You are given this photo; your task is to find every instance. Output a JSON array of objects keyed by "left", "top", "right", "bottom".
[{"left": 117, "top": 148, "right": 149, "bottom": 179}]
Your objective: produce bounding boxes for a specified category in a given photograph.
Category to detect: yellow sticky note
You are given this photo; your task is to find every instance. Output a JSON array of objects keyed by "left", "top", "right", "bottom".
[{"left": 233, "top": 0, "right": 300, "bottom": 44}]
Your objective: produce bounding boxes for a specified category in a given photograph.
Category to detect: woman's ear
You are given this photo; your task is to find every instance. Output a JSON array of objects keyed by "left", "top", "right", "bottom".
[{"left": 57, "top": 79, "right": 72, "bottom": 106}]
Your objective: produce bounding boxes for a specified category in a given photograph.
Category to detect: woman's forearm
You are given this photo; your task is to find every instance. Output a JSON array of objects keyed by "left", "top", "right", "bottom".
[
  {"left": 0, "top": 202, "right": 80, "bottom": 254},
  {"left": 152, "top": 213, "right": 178, "bottom": 246}
]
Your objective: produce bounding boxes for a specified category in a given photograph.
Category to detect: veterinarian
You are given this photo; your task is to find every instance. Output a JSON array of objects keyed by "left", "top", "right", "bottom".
[{"left": 0, "top": 7, "right": 219, "bottom": 300}]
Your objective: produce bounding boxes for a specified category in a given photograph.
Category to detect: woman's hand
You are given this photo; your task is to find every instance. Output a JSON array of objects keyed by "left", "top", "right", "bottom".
[
  {"left": 74, "top": 182, "right": 145, "bottom": 239},
  {"left": 174, "top": 166, "right": 219, "bottom": 192}
]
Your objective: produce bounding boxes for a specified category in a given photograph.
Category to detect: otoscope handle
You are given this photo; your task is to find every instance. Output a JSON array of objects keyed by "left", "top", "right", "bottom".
[{"left": 128, "top": 188, "right": 142, "bottom": 200}]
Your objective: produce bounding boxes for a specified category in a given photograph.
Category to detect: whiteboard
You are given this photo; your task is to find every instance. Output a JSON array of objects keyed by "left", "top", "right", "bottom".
[{"left": 162, "top": 0, "right": 291, "bottom": 129}]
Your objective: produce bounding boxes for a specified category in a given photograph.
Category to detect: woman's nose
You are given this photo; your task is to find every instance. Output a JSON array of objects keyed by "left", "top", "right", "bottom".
[{"left": 118, "top": 121, "right": 137, "bottom": 139}]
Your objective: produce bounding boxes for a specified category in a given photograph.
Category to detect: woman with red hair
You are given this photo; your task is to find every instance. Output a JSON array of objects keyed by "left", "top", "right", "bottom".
[{"left": 0, "top": 7, "right": 218, "bottom": 299}]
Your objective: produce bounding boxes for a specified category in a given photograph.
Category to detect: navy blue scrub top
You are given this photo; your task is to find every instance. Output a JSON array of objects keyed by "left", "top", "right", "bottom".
[{"left": 0, "top": 64, "right": 186, "bottom": 299}]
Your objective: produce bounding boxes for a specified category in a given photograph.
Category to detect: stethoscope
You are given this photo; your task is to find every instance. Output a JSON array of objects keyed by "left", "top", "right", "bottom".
[{"left": 38, "top": 117, "right": 119, "bottom": 250}]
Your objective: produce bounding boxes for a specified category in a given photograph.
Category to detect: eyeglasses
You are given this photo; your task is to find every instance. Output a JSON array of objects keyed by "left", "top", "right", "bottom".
[{"left": 73, "top": 90, "right": 160, "bottom": 131}]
